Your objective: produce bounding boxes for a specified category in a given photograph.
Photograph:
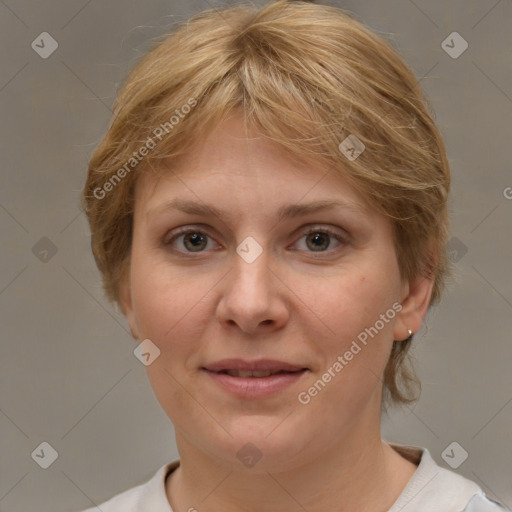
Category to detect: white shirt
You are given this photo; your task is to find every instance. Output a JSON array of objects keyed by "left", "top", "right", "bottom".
[{"left": 79, "top": 443, "right": 508, "bottom": 511}]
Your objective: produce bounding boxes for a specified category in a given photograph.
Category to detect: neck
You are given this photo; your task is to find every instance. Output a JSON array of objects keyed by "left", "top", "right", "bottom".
[{"left": 166, "top": 412, "right": 417, "bottom": 511}]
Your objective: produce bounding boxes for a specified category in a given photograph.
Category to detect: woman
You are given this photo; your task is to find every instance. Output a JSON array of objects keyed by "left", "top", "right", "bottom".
[{"left": 80, "top": 1, "right": 507, "bottom": 510}]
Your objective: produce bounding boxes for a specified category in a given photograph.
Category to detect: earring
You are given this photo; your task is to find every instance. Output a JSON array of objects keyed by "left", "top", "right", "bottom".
[{"left": 395, "top": 329, "right": 413, "bottom": 343}]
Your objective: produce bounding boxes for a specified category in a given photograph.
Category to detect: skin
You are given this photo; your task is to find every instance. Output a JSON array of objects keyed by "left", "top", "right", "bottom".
[{"left": 121, "top": 112, "right": 434, "bottom": 512}]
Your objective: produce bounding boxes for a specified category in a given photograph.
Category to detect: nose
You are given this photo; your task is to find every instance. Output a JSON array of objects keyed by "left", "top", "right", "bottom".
[{"left": 216, "top": 246, "right": 289, "bottom": 334}]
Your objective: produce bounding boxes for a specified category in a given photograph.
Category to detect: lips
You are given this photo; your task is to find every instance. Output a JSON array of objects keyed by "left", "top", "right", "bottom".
[
  {"left": 202, "top": 359, "right": 309, "bottom": 398},
  {"left": 203, "top": 358, "right": 307, "bottom": 376}
]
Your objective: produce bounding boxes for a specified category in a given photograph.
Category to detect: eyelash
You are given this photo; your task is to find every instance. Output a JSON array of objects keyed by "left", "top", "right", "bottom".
[{"left": 163, "top": 225, "right": 348, "bottom": 256}]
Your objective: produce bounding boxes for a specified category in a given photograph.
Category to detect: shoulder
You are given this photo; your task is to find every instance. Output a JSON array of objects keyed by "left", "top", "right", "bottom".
[
  {"left": 388, "top": 443, "right": 509, "bottom": 512},
  {"left": 463, "top": 493, "right": 510, "bottom": 511},
  {"left": 76, "top": 460, "right": 179, "bottom": 512}
]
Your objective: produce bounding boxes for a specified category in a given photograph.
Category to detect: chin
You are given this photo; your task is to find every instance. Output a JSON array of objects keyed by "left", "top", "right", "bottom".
[{"left": 208, "top": 419, "right": 308, "bottom": 473}]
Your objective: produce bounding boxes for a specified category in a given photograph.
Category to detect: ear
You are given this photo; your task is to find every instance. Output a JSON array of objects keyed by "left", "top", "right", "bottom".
[
  {"left": 393, "top": 270, "right": 434, "bottom": 341},
  {"left": 119, "top": 268, "right": 140, "bottom": 341}
]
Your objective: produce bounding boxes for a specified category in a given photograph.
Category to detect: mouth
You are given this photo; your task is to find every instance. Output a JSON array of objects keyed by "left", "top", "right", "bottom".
[
  {"left": 201, "top": 359, "right": 309, "bottom": 398},
  {"left": 211, "top": 369, "right": 305, "bottom": 378},
  {"left": 202, "top": 358, "right": 308, "bottom": 375}
]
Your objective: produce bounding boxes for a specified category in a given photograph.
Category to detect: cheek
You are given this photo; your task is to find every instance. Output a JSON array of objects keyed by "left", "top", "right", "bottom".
[
  {"left": 131, "top": 270, "right": 172, "bottom": 338},
  {"left": 315, "top": 269, "right": 397, "bottom": 359},
  {"left": 304, "top": 273, "right": 397, "bottom": 413},
  {"left": 130, "top": 259, "right": 211, "bottom": 350},
  {"left": 131, "top": 265, "right": 209, "bottom": 403}
]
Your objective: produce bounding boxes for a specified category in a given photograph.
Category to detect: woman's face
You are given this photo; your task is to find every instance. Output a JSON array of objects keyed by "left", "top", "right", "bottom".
[{"left": 122, "top": 113, "right": 426, "bottom": 472}]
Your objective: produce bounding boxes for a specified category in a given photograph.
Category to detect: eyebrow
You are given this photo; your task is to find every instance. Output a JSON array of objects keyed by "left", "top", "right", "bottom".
[{"left": 146, "top": 198, "right": 368, "bottom": 224}]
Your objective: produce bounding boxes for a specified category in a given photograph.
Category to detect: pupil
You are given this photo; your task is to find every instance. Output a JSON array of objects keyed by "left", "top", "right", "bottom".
[
  {"left": 185, "top": 233, "right": 206, "bottom": 251},
  {"left": 308, "top": 232, "right": 329, "bottom": 251}
]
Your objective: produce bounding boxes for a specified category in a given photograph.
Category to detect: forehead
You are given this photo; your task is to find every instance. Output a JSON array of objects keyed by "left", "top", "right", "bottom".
[{"left": 134, "top": 113, "right": 375, "bottom": 216}]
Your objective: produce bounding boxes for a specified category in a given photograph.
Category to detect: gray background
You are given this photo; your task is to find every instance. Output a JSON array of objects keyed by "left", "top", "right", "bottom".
[{"left": 1, "top": 0, "right": 511, "bottom": 510}]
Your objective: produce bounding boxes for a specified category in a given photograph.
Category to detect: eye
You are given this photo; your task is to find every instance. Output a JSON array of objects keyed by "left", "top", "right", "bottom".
[
  {"left": 164, "top": 228, "right": 217, "bottom": 253},
  {"left": 163, "top": 225, "right": 348, "bottom": 256},
  {"left": 292, "top": 226, "right": 347, "bottom": 254}
]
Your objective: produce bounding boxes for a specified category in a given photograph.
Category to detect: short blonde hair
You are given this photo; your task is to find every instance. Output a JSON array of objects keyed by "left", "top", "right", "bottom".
[{"left": 82, "top": 0, "right": 452, "bottom": 408}]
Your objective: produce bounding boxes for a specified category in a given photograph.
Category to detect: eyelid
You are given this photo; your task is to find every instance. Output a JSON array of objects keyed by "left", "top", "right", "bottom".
[
  {"left": 163, "top": 223, "right": 349, "bottom": 254},
  {"left": 295, "top": 224, "right": 349, "bottom": 241},
  {"left": 163, "top": 225, "right": 221, "bottom": 249}
]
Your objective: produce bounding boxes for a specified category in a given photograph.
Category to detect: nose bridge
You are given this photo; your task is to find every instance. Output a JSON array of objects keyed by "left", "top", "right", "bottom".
[
  {"left": 217, "top": 239, "right": 287, "bottom": 331},
  {"left": 230, "top": 241, "right": 272, "bottom": 304}
]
